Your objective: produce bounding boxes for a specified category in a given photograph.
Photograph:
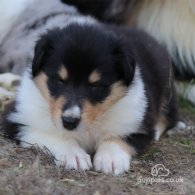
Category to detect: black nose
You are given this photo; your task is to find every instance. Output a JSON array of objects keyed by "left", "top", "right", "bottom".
[{"left": 62, "top": 117, "right": 80, "bottom": 130}]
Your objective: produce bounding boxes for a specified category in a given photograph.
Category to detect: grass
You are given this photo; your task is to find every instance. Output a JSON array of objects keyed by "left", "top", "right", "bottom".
[
  {"left": 177, "top": 138, "right": 195, "bottom": 154},
  {"left": 139, "top": 147, "right": 162, "bottom": 161},
  {"left": 179, "top": 96, "right": 195, "bottom": 114}
]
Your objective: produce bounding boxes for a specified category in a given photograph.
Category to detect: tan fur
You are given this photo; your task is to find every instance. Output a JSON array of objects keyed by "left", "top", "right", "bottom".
[
  {"left": 153, "top": 95, "right": 170, "bottom": 140},
  {"left": 132, "top": 0, "right": 195, "bottom": 73},
  {"left": 58, "top": 66, "right": 68, "bottom": 80},
  {"left": 154, "top": 115, "right": 167, "bottom": 141},
  {"left": 50, "top": 96, "right": 66, "bottom": 126},
  {"left": 88, "top": 70, "right": 101, "bottom": 83},
  {"left": 83, "top": 81, "right": 127, "bottom": 125},
  {"left": 34, "top": 72, "right": 50, "bottom": 101},
  {"left": 34, "top": 72, "right": 66, "bottom": 126}
]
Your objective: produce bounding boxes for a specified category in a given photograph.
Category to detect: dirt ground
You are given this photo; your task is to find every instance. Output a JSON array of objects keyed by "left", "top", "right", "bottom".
[{"left": 0, "top": 100, "right": 195, "bottom": 195}]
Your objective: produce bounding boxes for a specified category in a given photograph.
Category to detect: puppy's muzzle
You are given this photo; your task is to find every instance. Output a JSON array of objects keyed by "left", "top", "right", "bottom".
[{"left": 62, "top": 106, "right": 81, "bottom": 130}]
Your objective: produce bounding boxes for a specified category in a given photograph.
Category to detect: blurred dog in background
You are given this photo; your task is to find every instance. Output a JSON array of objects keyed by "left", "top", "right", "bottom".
[
  {"left": 0, "top": 0, "right": 31, "bottom": 43},
  {"left": 0, "top": 0, "right": 90, "bottom": 74}
]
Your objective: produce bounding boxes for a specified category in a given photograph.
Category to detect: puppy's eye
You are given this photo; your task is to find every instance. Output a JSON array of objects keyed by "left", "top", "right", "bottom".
[
  {"left": 51, "top": 77, "right": 64, "bottom": 85},
  {"left": 90, "top": 82, "right": 107, "bottom": 91}
]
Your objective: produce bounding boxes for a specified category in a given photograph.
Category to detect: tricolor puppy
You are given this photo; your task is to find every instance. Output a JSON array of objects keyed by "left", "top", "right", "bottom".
[{"left": 2, "top": 23, "right": 178, "bottom": 175}]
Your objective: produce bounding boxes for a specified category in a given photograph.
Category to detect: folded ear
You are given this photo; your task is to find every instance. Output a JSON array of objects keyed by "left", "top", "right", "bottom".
[
  {"left": 32, "top": 35, "right": 52, "bottom": 77},
  {"left": 113, "top": 39, "right": 135, "bottom": 86}
]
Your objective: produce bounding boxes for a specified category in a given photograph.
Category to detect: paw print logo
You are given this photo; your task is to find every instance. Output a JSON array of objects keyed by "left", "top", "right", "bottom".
[{"left": 151, "top": 164, "right": 170, "bottom": 177}]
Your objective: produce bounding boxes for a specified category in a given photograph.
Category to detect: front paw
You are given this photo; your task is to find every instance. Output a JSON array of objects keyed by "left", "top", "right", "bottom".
[
  {"left": 94, "top": 143, "right": 131, "bottom": 175},
  {"left": 54, "top": 142, "right": 92, "bottom": 171}
]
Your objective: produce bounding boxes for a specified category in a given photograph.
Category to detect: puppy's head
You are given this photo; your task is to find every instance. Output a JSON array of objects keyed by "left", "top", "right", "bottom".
[{"left": 32, "top": 24, "right": 135, "bottom": 130}]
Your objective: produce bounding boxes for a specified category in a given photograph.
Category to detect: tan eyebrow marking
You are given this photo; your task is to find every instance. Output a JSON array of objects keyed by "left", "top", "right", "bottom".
[
  {"left": 89, "top": 70, "right": 101, "bottom": 83},
  {"left": 58, "top": 66, "right": 68, "bottom": 80},
  {"left": 34, "top": 72, "right": 50, "bottom": 101}
]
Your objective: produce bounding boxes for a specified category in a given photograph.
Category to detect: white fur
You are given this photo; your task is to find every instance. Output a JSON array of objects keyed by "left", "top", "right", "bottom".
[
  {"left": 20, "top": 131, "right": 92, "bottom": 170},
  {"left": 0, "top": 73, "right": 20, "bottom": 88},
  {"left": 154, "top": 122, "right": 165, "bottom": 141},
  {"left": 65, "top": 16, "right": 97, "bottom": 27},
  {"left": 63, "top": 106, "right": 81, "bottom": 119},
  {"left": 167, "top": 121, "right": 188, "bottom": 136},
  {"left": 0, "top": 87, "right": 14, "bottom": 100},
  {"left": 94, "top": 142, "right": 131, "bottom": 175},
  {"left": 0, "top": 0, "right": 97, "bottom": 75},
  {"left": 0, "top": 0, "right": 32, "bottom": 43},
  {"left": 175, "top": 81, "right": 195, "bottom": 105},
  {"left": 186, "top": 86, "right": 195, "bottom": 105},
  {"left": 136, "top": 0, "right": 195, "bottom": 75},
  {"left": 92, "top": 66, "right": 147, "bottom": 138},
  {"left": 135, "top": 0, "right": 195, "bottom": 106},
  {"left": 176, "top": 121, "right": 187, "bottom": 130},
  {"left": 73, "top": 66, "right": 147, "bottom": 152},
  {"left": 8, "top": 70, "right": 92, "bottom": 170},
  {"left": 9, "top": 70, "right": 55, "bottom": 132},
  {"left": 9, "top": 65, "right": 147, "bottom": 174},
  {"left": 154, "top": 132, "right": 161, "bottom": 141}
]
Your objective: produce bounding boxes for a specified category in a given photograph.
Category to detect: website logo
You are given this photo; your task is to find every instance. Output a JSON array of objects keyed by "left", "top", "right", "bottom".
[
  {"left": 137, "top": 164, "right": 183, "bottom": 185},
  {"left": 151, "top": 164, "right": 170, "bottom": 177}
]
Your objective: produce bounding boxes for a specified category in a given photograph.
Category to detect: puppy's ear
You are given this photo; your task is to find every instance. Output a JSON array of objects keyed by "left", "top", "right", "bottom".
[
  {"left": 113, "top": 41, "right": 135, "bottom": 86},
  {"left": 32, "top": 35, "right": 52, "bottom": 77}
]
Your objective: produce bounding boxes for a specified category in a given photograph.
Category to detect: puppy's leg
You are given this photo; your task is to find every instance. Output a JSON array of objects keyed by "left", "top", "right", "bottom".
[
  {"left": 20, "top": 130, "right": 92, "bottom": 170},
  {"left": 94, "top": 136, "right": 136, "bottom": 175},
  {"left": 124, "top": 132, "right": 154, "bottom": 155},
  {"left": 154, "top": 89, "right": 179, "bottom": 140}
]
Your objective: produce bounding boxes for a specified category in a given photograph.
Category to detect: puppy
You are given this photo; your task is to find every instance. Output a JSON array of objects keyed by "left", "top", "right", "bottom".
[{"left": 2, "top": 23, "right": 178, "bottom": 175}]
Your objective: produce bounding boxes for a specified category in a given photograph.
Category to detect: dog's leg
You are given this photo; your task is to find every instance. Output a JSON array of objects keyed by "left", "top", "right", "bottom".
[
  {"left": 94, "top": 136, "right": 136, "bottom": 175},
  {"left": 19, "top": 130, "right": 92, "bottom": 170},
  {"left": 154, "top": 84, "right": 179, "bottom": 140}
]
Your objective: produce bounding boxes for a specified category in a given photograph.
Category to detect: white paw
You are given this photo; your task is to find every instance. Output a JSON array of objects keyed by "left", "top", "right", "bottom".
[
  {"left": 0, "top": 73, "right": 20, "bottom": 88},
  {"left": 168, "top": 121, "right": 191, "bottom": 136},
  {"left": 53, "top": 142, "right": 92, "bottom": 171},
  {"left": 94, "top": 143, "right": 131, "bottom": 175},
  {"left": 176, "top": 121, "right": 187, "bottom": 130}
]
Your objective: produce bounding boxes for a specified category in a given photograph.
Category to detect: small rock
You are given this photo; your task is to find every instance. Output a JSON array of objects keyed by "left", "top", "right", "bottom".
[{"left": 93, "top": 191, "right": 101, "bottom": 195}]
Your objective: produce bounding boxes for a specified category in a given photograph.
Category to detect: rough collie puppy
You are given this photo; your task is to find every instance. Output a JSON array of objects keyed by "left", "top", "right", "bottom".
[
  {"left": 64, "top": 0, "right": 195, "bottom": 105},
  {"left": 2, "top": 23, "right": 178, "bottom": 175}
]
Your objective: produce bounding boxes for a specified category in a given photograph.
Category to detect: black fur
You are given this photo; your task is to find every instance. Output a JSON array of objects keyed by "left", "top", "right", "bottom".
[
  {"left": 63, "top": 0, "right": 195, "bottom": 80},
  {"left": 62, "top": 0, "right": 135, "bottom": 24},
  {"left": 33, "top": 24, "right": 135, "bottom": 106},
  {"left": 1, "top": 101, "right": 23, "bottom": 144},
  {"left": 2, "top": 23, "right": 178, "bottom": 156},
  {"left": 110, "top": 26, "right": 178, "bottom": 153},
  {"left": 62, "top": 0, "right": 113, "bottom": 21}
]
